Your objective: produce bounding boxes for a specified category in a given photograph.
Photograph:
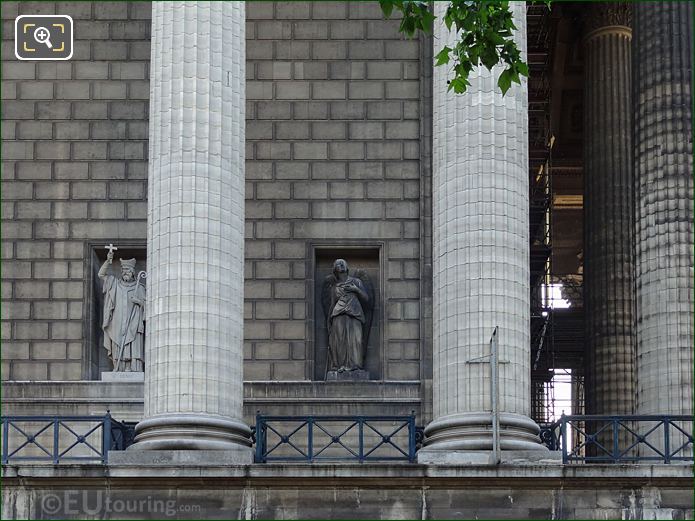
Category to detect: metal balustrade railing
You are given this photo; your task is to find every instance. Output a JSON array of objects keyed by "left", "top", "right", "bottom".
[
  {"left": 540, "top": 414, "right": 694, "bottom": 464},
  {"left": 1, "top": 413, "right": 134, "bottom": 464},
  {"left": 3, "top": 412, "right": 691, "bottom": 466},
  {"left": 254, "top": 414, "right": 421, "bottom": 463}
]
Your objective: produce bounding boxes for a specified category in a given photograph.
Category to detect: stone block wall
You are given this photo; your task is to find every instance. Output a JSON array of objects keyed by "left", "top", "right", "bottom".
[
  {"left": 2, "top": 465, "right": 693, "bottom": 520},
  {"left": 244, "top": 1, "right": 423, "bottom": 381},
  {"left": 1, "top": 1, "right": 425, "bottom": 383},
  {"left": 1, "top": 1, "right": 150, "bottom": 381}
]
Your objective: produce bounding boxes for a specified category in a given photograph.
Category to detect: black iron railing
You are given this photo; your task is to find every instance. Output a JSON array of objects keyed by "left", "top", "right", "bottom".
[
  {"left": 4, "top": 412, "right": 691, "bottom": 466},
  {"left": 1, "top": 413, "right": 133, "bottom": 464},
  {"left": 254, "top": 414, "right": 421, "bottom": 463},
  {"left": 541, "top": 414, "right": 694, "bottom": 464}
]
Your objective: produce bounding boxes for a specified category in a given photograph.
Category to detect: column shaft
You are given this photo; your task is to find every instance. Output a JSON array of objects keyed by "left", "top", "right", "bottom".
[
  {"left": 633, "top": 2, "right": 693, "bottom": 427},
  {"left": 425, "top": 2, "right": 542, "bottom": 451},
  {"left": 132, "top": 1, "right": 250, "bottom": 450},
  {"left": 582, "top": 4, "right": 635, "bottom": 417}
]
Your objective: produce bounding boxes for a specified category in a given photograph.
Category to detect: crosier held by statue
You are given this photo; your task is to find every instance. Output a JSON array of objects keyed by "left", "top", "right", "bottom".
[{"left": 99, "top": 249, "right": 145, "bottom": 372}]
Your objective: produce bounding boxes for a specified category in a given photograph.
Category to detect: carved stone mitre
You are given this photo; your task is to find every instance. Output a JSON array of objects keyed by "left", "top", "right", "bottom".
[{"left": 120, "top": 258, "right": 136, "bottom": 269}]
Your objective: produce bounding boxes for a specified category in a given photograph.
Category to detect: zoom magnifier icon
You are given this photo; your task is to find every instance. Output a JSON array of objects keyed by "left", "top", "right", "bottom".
[
  {"left": 15, "top": 15, "right": 73, "bottom": 60},
  {"left": 34, "top": 26, "right": 53, "bottom": 49}
]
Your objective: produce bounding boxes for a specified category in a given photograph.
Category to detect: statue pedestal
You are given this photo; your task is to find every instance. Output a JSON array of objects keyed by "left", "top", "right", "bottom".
[
  {"left": 101, "top": 371, "right": 144, "bottom": 382},
  {"left": 326, "top": 369, "right": 370, "bottom": 381}
]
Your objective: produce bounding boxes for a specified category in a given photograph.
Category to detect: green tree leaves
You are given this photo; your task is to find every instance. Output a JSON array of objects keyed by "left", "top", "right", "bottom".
[
  {"left": 379, "top": 0, "right": 551, "bottom": 95},
  {"left": 380, "top": 0, "right": 436, "bottom": 37}
]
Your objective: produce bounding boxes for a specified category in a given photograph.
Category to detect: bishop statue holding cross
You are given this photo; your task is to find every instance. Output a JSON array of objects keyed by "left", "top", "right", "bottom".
[{"left": 98, "top": 244, "right": 146, "bottom": 372}]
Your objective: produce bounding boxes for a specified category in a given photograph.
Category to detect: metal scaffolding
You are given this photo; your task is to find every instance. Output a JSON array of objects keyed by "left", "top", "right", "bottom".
[
  {"left": 527, "top": 3, "right": 588, "bottom": 423},
  {"left": 527, "top": 2, "right": 556, "bottom": 423}
]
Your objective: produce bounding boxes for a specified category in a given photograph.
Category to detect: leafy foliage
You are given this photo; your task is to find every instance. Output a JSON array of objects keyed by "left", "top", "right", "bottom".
[{"left": 379, "top": 0, "right": 551, "bottom": 95}]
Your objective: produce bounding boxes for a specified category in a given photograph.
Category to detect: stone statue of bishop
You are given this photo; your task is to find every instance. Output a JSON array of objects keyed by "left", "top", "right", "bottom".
[{"left": 98, "top": 248, "right": 145, "bottom": 372}]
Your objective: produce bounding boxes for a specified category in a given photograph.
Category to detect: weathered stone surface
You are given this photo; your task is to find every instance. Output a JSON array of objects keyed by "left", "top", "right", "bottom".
[
  {"left": 583, "top": 6, "right": 635, "bottom": 420},
  {"left": 425, "top": 2, "right": 541, "bottom": 454},
  {"left": 633, "top": 2, "right": 694, "bottom": 456},
  {"left": 133, "top": 1, "right": 250, "bottom": 451},
  {"left": 417, "top": 449, "right": 562, "bottom": 465},
  {"left": 1, "top": 0, "right": 149, "bottom": 380},
  {"left": 1, "top": 380, "right": 423, "bottom": 423},
  {"left": 101, "top": 371, "right": 144, "bottom": 382},
  {"left": 1, "top": 463, "right": 692, "bottom": 520},
  {"left": 109, "top": 449, "right": 253, "bottom": 466},
  {"left": 325, "top": 369, "right": 370, "bottom": 381},
  {"left": 244, "top": 1, "right": 423, "bottom": 381}
]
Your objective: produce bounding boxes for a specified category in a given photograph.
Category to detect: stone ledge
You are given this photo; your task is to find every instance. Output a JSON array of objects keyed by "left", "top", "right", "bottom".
[
  {"left": 101, "top": 372, "right": 144, "bottom": 382},
  {"left": 109, "top": 449, "right": 253, "bottom": 467},
  {"left": 417, "top": 449, "right": 562, "bottom": 465},
  {"left": 2, "top": 380, "right": 421, "bottom": 402},
  {"left": 2, "top": 462, "right": 692, "bottom": 482},
  {"left": 1, "top": 380, "right": 423, "bottom": 422}
]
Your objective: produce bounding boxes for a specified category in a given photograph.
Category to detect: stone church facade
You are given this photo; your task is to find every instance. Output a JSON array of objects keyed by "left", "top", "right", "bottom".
[{"left": 1, "top": 1, "right": 693, "bottom": 518}]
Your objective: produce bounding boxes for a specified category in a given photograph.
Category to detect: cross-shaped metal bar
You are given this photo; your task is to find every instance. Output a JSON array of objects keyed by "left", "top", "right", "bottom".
[{"left": 466, "top": 326, "right": 509, "bottom": 465}]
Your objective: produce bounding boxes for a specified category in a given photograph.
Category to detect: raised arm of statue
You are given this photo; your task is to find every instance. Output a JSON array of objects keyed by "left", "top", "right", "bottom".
[{"left": 98, "top": 249, "right": 115, "bottom": 280}]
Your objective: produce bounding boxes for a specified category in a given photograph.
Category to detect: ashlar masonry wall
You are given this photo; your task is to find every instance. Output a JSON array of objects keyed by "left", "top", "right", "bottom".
[
  {"left": 1, "top": 1, "right": 426, "bottom": 383},
  {"left": 242, "top": 1, "right": 424, "bottom": 381},
  {"left": 1, "top": 1, "right": 151, "bottom": 381}
]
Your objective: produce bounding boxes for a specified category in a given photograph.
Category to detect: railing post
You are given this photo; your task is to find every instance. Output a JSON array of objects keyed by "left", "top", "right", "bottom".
[
  {"left": 560, "top": 414, "right": 568, "bottom": 464},
  {"left": 490, "top": 327, "right": 501, "bottom": 465},
  {"left": 254, "top": 413, "right": 262, "bottom": 464},
  {"left": 308, "top": 418, "right": 313, "bottom": 463},
  {"left": 2, "top": 419, "right": 9, "bottom": 464},
  {"left": 612, "top": 417, "right": 619, "bottom": 463},
  {"left": 408, "top": 415, "right": 416, "bottom": 463},
  {"left": 264, "top": 419, "right": 268, "bottom": 462},
  {"left": 53, "top": 419, "right": 59, "bottom": 464},
  {"left": 102, "top": 412, "right": 112, "bottom": 464},
  {"left": 663, "top": 417, "right": 670, "bottom": 464},
  {"left": 358, "top": 418, "right": 364, "bottom": 463}
]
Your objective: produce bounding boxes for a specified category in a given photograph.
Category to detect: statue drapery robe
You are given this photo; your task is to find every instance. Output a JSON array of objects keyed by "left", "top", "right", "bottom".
[
  {"left": 327, "top": 277, "right": 367, "bottom": 371},
  {"left": 100, "top": 269, "right": 145, "bottom": 372}
]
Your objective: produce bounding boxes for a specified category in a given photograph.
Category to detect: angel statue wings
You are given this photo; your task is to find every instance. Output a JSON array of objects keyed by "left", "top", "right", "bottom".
[{"left": 321, "top": 259, "right": 374, "bottom": 375}]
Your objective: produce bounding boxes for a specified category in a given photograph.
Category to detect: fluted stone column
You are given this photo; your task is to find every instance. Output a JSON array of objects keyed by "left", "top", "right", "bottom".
[
  {"left": 131, "top": 2, "right": 251, "bottom": 452},
  {"left": 582, "top": 4, "right": 635, "bottom": 418},
  {"left": 421, "top": 2, "right": 544, "bottom": 457},
  {"left": 633, "top": 3, "right": 693, "bottom": 453}
]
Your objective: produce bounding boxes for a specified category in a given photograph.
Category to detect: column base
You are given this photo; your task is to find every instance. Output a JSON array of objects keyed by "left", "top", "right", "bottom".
[
  {"left": 109, "top": 448, "right": 253, "bottom": 466},
  {"left": 422, "top": 412, "right": 547, "bottom": 451},
  {"left": 417, "top": 449, "right": 561, "bottom": 465},
  {"left": 130, "top": 413, "right": 252, "bottom": 451}
]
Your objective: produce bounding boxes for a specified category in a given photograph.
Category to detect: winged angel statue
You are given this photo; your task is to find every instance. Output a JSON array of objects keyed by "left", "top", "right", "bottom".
[{"left": 321, "top": 259, "right": 374, "bottom": 374}]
